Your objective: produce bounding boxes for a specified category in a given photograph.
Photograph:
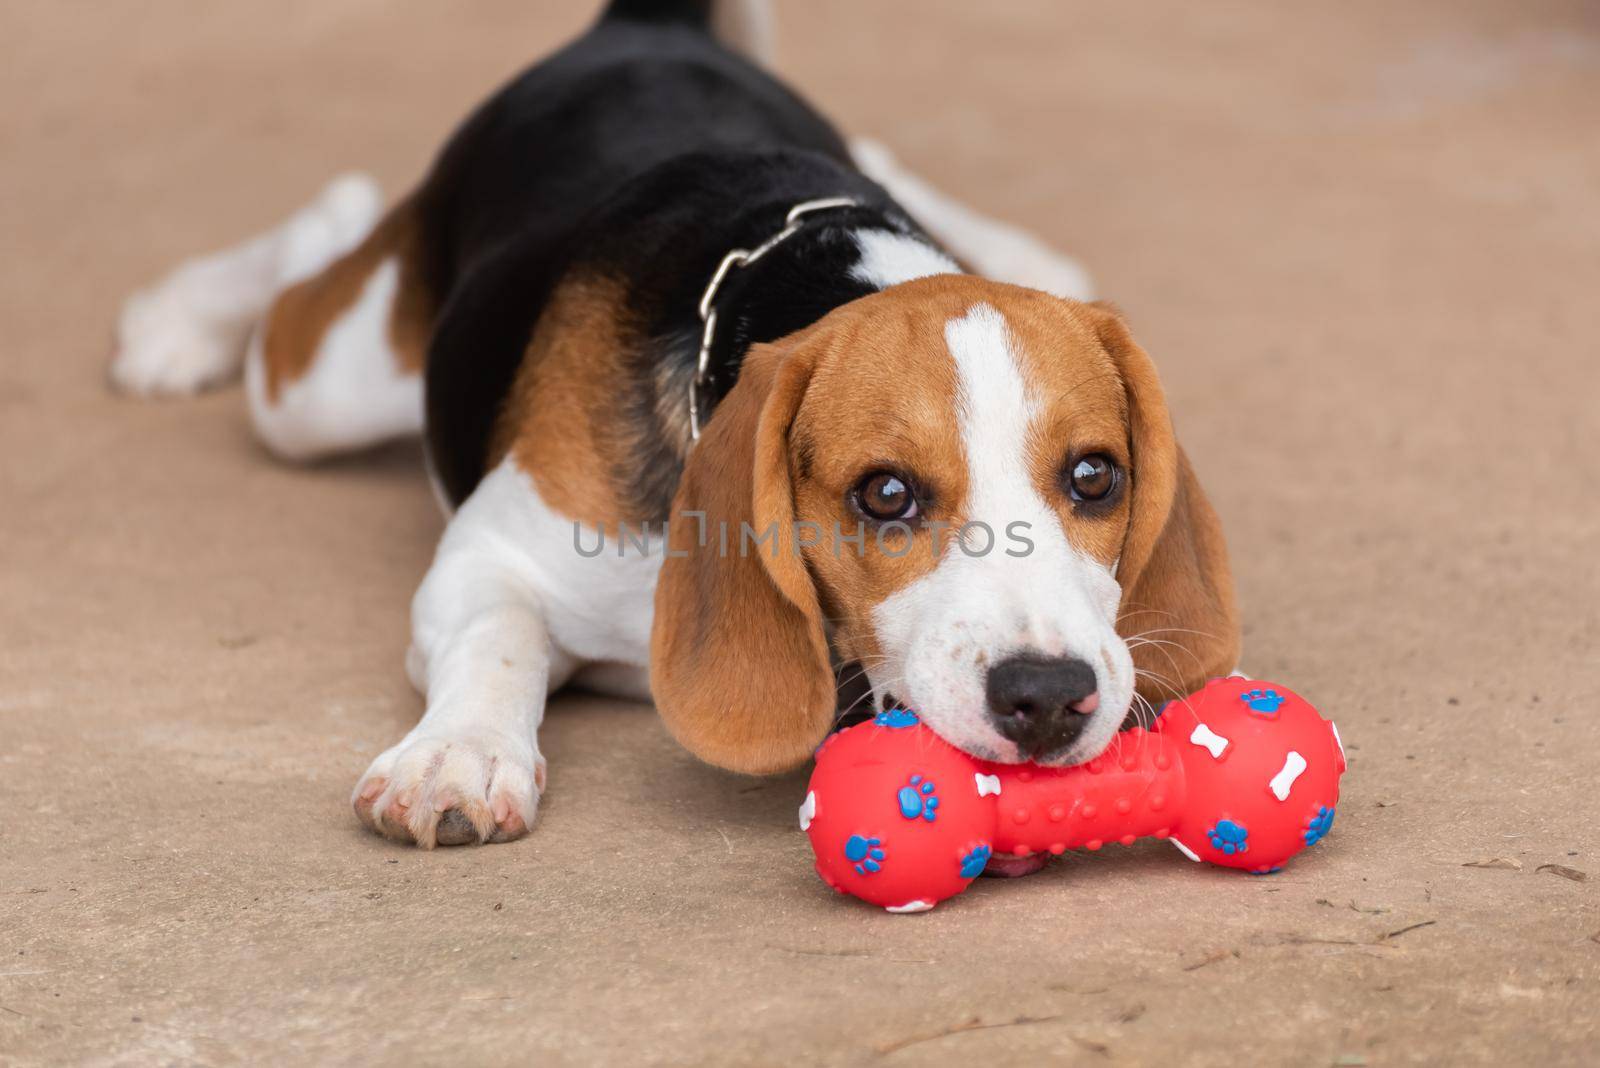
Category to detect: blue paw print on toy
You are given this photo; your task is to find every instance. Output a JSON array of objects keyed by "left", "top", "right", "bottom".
[
  {"left": 845, "top": 835, "right": 886, "bottom": 875},
  {"left": 897, "top": 775, "right": 940, "bottom": 822},
  {"left": 1240, "top": 688, "right": 1284, "bottom": 716},
  {"left": 959, "top": 844, "right": 992, "bottom": 879},
  {"left": 1304, "top": 805, "right": 1335, "bottom": 846},
  {"left": 1206, "top": 819, "right": 1250, "bottom": 855},
  {"left": 874, "top": 708, "right": 920, "bottom": 729}
]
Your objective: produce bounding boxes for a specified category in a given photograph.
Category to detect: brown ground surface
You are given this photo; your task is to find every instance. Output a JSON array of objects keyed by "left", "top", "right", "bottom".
[{"left": 4, "top": 1, "right": 1599, "bottom": 1064}]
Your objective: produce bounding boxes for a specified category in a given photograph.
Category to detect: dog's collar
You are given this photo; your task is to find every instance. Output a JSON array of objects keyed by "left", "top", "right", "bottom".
[{"left": 688, "top": 196, "right": 859, "bottom": 441}]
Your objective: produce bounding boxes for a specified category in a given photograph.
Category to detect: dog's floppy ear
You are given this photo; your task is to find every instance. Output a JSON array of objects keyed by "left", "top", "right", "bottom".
[
  {"left": 650, "top": 338, "right": 835, "bottom": 774},
  {"left": 1086, "top": 304, "right": 1241, "bottom": 697}
]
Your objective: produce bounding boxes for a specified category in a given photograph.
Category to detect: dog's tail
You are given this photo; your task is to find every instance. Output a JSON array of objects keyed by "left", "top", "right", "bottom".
[{"left": 601, "top": 0, "right": 774, "bottom": 65}]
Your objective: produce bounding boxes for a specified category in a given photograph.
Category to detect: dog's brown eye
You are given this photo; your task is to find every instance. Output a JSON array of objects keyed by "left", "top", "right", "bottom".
[
  {"left": 1067, "top": 454, "right": 1119, "bottom": 503},
  {"left": 854, "top": 471, "right": 918, "bottom": 522}
]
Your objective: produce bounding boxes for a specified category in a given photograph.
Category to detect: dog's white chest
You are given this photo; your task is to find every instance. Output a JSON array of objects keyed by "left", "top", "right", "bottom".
[{"left": 444, "top": 459, "right": 661, "bottom": 669}]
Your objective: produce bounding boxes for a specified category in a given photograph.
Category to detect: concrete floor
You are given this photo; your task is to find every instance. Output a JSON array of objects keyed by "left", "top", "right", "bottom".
[{"left": 3, "top": 1, "right": 1598, "bottom": 1064}]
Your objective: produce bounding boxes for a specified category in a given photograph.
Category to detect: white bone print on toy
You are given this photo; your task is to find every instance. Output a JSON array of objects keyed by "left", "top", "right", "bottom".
[
  {"left": 974, "top": 772, "right": 1002, "bottom": 797},
  {"left": 885, "top": 900, "right": 934, "bottom": 914},
  {"left": 1268, "top": 751, "right": 1307, "bottom": 801},
  {"left": 1171, "top": 838, "right": 1202, "bottom": 862},
  {"left": 1330, "top": 722, "right": 1346, "bottom": 762},
  {"left": 1189, "top": 722, "right": 1229, "bottom": 759},
  {"left": 798, "top": 791, "right": 817, "bottom": 831}
]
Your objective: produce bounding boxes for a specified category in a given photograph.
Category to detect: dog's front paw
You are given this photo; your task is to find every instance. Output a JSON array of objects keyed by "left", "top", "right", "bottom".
[{"left": 351, "top": 729, "right": 546, "bottom": 848}]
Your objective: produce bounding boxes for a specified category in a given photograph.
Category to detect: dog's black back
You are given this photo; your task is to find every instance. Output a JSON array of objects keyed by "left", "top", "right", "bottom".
[{"left": 420, "top": 0, "right": 914, "bottom": 506}]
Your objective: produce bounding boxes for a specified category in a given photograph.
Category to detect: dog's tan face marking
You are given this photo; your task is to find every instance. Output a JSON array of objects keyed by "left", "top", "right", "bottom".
[
  {"left": 654, "top": 275, "right": 1238, "bottom": 774},
  {"left": 787, "top": 293, "right": 967, "bottom": 668},
  {"left": 786, "top": 277, "right": 1136, "bottom": 759}
]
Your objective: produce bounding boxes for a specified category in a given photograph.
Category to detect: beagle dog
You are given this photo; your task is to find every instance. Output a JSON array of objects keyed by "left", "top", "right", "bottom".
[{"left": 112, "top": 0, "right": 1239, "bottom": 850}]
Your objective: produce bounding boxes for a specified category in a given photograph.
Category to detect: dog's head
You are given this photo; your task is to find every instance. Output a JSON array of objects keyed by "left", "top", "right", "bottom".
[{"left": 651, "top": 275, "right": 1238, "bottom": 773}]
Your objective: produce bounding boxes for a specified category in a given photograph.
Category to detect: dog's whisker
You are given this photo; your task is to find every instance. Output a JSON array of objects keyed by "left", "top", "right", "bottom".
[
  {"left": 1133, "top": 668, "right": 1186, "bottom": 705},
  {"left": 1127, "top": 636, "right": 1207, "bottom": 680},
  {"left": 1116, "top": 603, "right": 1183, "bottom": 625}
]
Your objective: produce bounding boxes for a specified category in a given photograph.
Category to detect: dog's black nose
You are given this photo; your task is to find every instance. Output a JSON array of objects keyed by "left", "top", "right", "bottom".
[{"left": 985, "top": 654, "right": 1100, "bottom": 759}]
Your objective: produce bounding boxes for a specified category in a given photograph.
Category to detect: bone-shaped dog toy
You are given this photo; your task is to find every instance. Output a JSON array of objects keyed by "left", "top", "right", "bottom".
[{"left": 801, "top": 677, "right": 1345, "bottom": 912}]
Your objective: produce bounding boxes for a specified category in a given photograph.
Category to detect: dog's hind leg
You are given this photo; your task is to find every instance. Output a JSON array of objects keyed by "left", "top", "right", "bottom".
[
  {"left": 851, "top": 138, "right": 1096, "bottom": 302},
  {"left": 112, "top": 172, "right": 434, "bottom": 464},
  {"left": 112, "top": 173, "right": 384, "bottom": 396},
  {"left": 241, "top": 192, "right": 434, "bottom": 463}
]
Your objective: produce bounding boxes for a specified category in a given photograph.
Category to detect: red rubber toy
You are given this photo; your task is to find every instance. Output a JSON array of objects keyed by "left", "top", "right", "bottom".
[{"left": 801, "top": 677, "right": 1345, "bottom": 912}]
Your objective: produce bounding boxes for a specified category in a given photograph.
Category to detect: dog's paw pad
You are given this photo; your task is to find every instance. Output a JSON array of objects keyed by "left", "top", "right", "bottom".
[
  {"left": 352, "top": 731, "right": 540, "bottom": 849},
  {"left": 435, "top": 808, "right": 480, "bottom": 847}
]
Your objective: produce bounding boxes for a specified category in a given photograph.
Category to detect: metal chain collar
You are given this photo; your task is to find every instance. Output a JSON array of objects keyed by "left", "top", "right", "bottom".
[{"left": 687, "top": 196, "right": 859, "bottom": 441}]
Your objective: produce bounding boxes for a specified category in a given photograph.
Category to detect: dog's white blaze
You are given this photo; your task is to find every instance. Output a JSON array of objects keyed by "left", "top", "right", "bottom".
[
  {"left": 798, "top": 790, "right": 817, "bottom": 831},
  {"left": 1269, "top": 751, "right": 1307, "bottom": 801},
  {"left": 974, "top": 772, "right": 1002, "bottom": 797},
  {"left": 1189, "top": 722, "right": 1229, "bottom": 759},
  {"left": 869, "top": 304, "right": 1132, "bottom": 765},
  {"left": 849, "top": 228, "right": 961, "bottom": 289},
  {"left": 885, "top": 900, "right": 935, "bottom": 914},
  {"left": 1171, "top": 838, "right": 1202, "bottom": 862}
]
